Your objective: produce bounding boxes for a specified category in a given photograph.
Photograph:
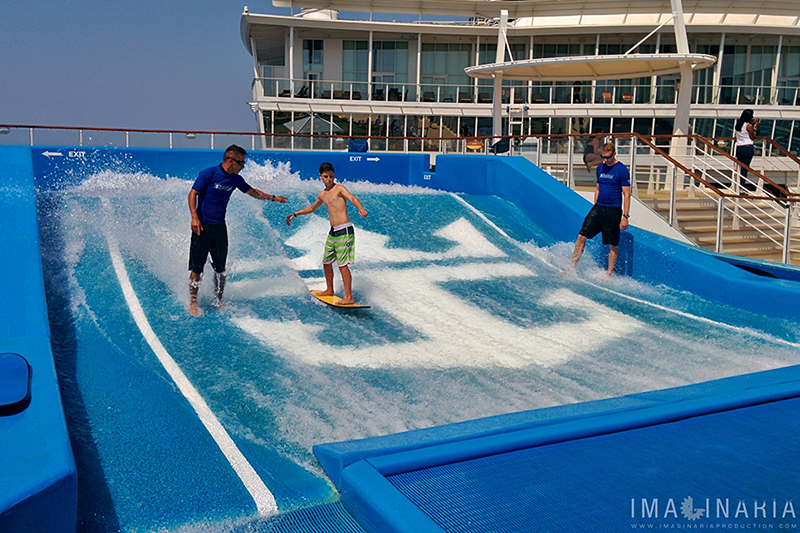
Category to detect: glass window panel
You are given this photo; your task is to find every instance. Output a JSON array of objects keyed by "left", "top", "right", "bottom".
[
  {"left": 780, "top": 46, "right": 800, "bottom": 77},
  {"left": 351, "top": 114, "right": 369, "bottom": 137},
  {"left": 397, "top": 48, "right": 408, "bottom": 74},
  {"left": 303, "top": 40, "right": 323, "bottom": 72},
  {"left": 790, "top": 121, "right": 800, "bottom": 156},
  {"left": 613, "top": 117, "right": 633, "bottom": 133},
  {"left": 633, "top": 118, "right": 654, "bottom": 137},
  {"left": 479, "top": 44, "right": 496, "bottom": 64},
  {"left": 343, "top": 51, "right": 354, "bottom": 72}
]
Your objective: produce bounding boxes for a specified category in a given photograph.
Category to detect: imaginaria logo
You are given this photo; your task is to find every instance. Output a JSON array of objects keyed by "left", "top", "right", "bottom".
[
  {"left": 631, "top": 496, "right": 796, "bottom": 522},
  {"left": 681, "top": 497, "right": 704, "bottom": 521}
]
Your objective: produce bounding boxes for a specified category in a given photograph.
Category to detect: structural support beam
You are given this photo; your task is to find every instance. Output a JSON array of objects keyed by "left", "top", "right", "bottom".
[
  {"left": 671, "top": 0, "right": 691, "bottom": 137},
  {"left": 493, "top": 10, "right": 509, "bottom": 139},
  {"left": 670, "top": 0, "right": 692, "bottom": 183}
]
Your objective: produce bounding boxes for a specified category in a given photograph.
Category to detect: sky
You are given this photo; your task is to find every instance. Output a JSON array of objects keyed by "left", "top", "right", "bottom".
[{"left": 0, "top": 1, "right": 291, "bottom": 133}]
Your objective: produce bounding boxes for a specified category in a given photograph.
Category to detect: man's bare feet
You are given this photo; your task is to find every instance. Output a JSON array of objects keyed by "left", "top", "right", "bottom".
[
  {"left": 312, "top": 289, "right": 335, "bottom": 297},
  {"left": 212, "top": 298, "right": 226, "bottom": 310},
  {"left": 189, "top": 301, "right": 202, "bottom": 316},
  {"left": 336, "top": 297, "right": 355, "bottom": 306},
  {"left": 561, "top": 265, "right": 576, "bottom": 276}
]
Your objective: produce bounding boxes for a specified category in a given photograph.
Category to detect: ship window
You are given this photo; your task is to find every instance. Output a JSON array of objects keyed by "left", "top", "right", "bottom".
[
  {"left": 303, "top": 40, "right": 323, "bottom": 72},
  {"left": 777, "top": 46, "right": 800, "bottom": 106},
  {"left": 423, "top": 43, "right": 472, "bottom": 101}
]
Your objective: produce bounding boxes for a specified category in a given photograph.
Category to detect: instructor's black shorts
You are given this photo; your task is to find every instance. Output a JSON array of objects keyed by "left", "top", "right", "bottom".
[
  {"left": 579, "top": 204, "right": 622, "bottom": 246},
  {"left": 189, "top": 223, "right": 228, "bottom": 274}
]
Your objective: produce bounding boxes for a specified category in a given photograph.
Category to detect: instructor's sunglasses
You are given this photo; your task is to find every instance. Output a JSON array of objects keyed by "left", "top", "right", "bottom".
[
  {"left": 227, "top": 157, "right": 246, "bottom": 166},
  {"left": 601, "top": 155, "right": 614, "bottom": 160}
]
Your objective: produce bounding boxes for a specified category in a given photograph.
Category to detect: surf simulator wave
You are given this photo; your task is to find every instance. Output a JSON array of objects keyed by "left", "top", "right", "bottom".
[{"left": 27, "top": 148, "right": 800, "bottom": 531}]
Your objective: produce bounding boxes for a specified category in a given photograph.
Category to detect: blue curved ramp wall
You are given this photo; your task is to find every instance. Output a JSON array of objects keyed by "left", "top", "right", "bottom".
[
  {"left": 428, "top": 154, "right": 800, "bottom": 321},
  {"left": 0, "top": 146, "right": 77, "bottom": 532}
]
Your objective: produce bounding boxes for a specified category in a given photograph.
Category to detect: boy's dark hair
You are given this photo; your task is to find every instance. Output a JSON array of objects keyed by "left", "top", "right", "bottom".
[
  {"left": 319, "top": 162, "right": 334, "bottom": 174},
  {"left": 225, "top": 144, "right": 247, "bottom": 158}
]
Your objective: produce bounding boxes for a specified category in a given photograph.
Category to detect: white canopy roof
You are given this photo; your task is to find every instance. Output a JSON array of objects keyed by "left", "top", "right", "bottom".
[{"left": 465, "top": 54, "right": 716, "bottom": 82}]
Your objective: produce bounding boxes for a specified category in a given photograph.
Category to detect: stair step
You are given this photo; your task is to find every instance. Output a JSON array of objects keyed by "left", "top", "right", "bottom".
[{"left": 694, "top": 239, "right": 783, "bottom": 252}]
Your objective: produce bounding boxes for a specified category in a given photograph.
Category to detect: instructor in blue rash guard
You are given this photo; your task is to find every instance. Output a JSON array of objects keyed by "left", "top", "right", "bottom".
[
  {"left": 566, "top": 141, "right": 631, "bottom": 277},
  {"left": 188, "top": 145, "right": 287, "bottom": 316}
]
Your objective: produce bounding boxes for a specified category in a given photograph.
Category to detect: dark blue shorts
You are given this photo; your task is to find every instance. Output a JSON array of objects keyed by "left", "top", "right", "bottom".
[{"left": 579, "top": 204, "right": 622, "bottom": 246}]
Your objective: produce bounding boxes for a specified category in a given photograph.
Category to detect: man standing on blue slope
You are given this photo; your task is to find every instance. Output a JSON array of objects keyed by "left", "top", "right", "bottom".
[
  {"left": 566, "top": 141, "right": 631, "bottom": 277},
  {"left": 188, "top": 145, "right": 287, "bottom": 316}
]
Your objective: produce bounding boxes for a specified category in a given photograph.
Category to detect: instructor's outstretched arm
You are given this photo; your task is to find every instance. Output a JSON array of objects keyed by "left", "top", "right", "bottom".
[{"left": 247, "top": 188, "right": 287, "bottom": 203}]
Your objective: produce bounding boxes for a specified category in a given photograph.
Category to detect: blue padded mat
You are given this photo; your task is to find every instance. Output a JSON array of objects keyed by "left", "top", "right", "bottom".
[
  {"left": 233, "top": 502, "right": 365, "bottom": 533},
  {"left": 387, "top": 397, "right": 800, "bottom": 532}
]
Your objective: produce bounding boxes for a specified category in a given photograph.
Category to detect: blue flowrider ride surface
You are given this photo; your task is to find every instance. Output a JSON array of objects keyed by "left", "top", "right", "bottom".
[{"left": 386, "top": 397, "right": 800, "bottom": 532}]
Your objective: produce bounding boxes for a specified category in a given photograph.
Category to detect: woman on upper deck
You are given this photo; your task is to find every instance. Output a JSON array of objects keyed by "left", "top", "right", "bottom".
[{"left": 734, "top": 109, "right": 760, "bottom": 191}]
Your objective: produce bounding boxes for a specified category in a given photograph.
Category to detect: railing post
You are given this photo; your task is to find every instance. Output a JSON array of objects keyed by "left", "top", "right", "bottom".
[
  {"left": 125, "top": 131, "right": 130, "bottom": 148},
  {"left": 29, "top": 127, "right": 33, "bottom": 146},
  {"left": 169, "top": 132, "right": 173, "bottom": 149},
  {"left": 630, "top": 136, "right": 638, "bottom": 197},
  {"left": 79, "top": 129, "right": 83, "bottom": 147},
  {"left": 536, "top": 135, "right": 542, "bottom": 168},
  {"left": 782, "top": 202, "right": 792, "bottom": 264},
  {"left": 716, "top": 196, "right": 725, "bottom": 253},
  {"left": 567, "top": 136, "right": 574, "bottom": 189},
  {"left": 211, "top": 133, "right": 214, "bottom": 150},
  {"left": 669, "top": 165, "right": 677, "bottom": 225}
]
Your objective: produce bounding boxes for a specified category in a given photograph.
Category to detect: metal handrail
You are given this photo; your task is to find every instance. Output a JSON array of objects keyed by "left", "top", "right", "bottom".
[
  {"left": 691, "top": 136, "right": 796, "bottom": 197},
  {"left": 501, "top": 131, "right": 799, "bottom": 262}
]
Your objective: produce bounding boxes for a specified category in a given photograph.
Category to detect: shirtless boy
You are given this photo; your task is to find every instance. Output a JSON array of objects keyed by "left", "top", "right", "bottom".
[{"left": 286, "top": 162, "right": 368, "bottom": 305}]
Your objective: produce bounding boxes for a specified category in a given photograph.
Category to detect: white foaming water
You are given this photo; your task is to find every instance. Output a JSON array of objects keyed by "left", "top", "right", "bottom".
[{"left": 50, "top": 160, "right": 800, "bottom": 487}]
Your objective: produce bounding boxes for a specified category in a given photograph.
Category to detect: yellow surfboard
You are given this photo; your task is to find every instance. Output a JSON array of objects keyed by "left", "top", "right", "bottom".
[{"left": 311, "top": 291, "right": 370, "bottom": 309}]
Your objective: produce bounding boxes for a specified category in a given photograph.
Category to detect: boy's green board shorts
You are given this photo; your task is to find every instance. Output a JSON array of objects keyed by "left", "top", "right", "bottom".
[{"left": 323, "top": 222, "right": 355, "bottom": 266}]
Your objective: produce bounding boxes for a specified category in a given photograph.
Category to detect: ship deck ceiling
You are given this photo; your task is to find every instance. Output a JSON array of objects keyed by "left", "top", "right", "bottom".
[
  {"left": 243, "top": 14, "right": 800, "bottom": 48},
  {"left": 270, "top": 0, "right": 800, "bottom": 19}
]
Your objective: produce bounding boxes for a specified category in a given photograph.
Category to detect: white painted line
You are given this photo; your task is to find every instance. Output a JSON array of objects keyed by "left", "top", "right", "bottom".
[
  {"left": 449, "top": 193, "right": 513, "bottom": 240},
  {"left": 102, "top": 216, "right": 277, "bottom": 516}
]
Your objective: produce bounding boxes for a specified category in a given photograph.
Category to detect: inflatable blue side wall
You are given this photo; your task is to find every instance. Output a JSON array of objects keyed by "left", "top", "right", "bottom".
[
  {"left": 0, "top": 146, "right": 77, "bottom": 532},
  {"left": 317, "top": 365, "right": 800, "bottom": 533},
  {"left": 3, "top": 145, "right": 800, "bottom": 531}
]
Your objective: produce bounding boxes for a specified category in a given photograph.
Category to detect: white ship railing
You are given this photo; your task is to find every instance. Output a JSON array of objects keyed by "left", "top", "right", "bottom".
[{"left": 253, "top": 77, "right": 800, "bottom": 107}]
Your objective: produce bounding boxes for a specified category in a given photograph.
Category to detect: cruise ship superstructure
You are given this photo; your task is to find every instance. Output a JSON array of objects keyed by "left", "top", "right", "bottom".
[{"left": 240, "top": 0, "right": 800, "bottom": 155}]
